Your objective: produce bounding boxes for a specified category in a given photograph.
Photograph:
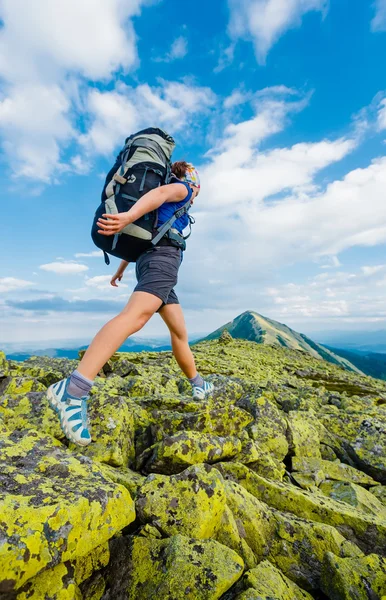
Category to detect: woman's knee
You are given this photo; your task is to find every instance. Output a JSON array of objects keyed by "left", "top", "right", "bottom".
[{"left": 171, "top": 328, "right": 188, "bottom": 344}]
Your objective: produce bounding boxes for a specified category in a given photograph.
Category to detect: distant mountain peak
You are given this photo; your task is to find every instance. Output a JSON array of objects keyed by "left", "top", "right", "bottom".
[{"left": 199, "top": 311, "right": 363, "bottom": 374}]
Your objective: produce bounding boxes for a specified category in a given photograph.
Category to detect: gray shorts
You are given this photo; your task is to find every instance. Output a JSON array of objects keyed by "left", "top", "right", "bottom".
[{"left": 134, "top": 245, "right": 182, "bottom": 311}]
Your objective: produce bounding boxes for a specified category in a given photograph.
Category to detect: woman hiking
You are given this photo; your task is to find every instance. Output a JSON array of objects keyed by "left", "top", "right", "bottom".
[{"left": 47, "top": 161, "right": 214, "bottom": 447}]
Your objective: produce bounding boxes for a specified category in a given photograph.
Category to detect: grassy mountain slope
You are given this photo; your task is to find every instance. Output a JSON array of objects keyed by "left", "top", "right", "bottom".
[{"left": 199, "top": 311, "right": 363, "bottom": 374}]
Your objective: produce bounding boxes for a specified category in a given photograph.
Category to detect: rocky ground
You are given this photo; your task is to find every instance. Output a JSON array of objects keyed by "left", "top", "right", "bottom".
[{"left": 0, "top": 333, "right": 386, "bottom": 599}]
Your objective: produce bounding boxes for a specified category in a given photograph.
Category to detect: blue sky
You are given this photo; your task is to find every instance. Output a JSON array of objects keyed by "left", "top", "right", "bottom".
[{"left": 1, "top": 0, "right": 386, "bottom": 349}]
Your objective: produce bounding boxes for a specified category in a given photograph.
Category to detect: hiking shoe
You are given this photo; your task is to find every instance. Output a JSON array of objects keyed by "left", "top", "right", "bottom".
[
  {"left": 47, "top": 377, "right": 91, "bottom": 446},
  {"left": 192, "top": 380, "right": 215, "bottom": 400}
]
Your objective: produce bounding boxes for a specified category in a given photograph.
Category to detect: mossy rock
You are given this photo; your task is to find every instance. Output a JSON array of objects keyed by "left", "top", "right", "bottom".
[
  {"left": 138, "top": 431, "right": 242, "bottom": 475},
  {"left": 69, "top": 393, "right": 135, "bottom": 468},
  {"left": 217, "top": 462, "right": 386, "bottom": 555},
  {"left": 99, "top": 463, "right": 146, "bottom": 499},
  {"left": 0, "top": 391, "right": 65, "bottom": 441},
  {"left": 0, "top": 376, "right": 46, "bottom": 396},
  {"left": 103, "top": 534, "right": 244, "bottom": 600},
  {"left": 237, "top": 395, "right": 288, "bottom": 461},
  {"left": 319, "top": 481, "right": 386, "bottom": 520},
  {"left": 215, "top": 505, "right": 258, "bottom": 570},
  {"left": 0, "top": 351, "right": 9, "bottom": 377},
  {"left": 268, "top": 510, "right": 363, "bottom": 591},
  {"left": 136, "top": 464, "right": 226, "bottom": 538},
  {"left": 234, "top": 438, "right": 285, "bottom": 481},
  {"left": 0, "top": 427, "right": 135, "bottom": 591},
  {"left": 235, "top": 560, "right": 313, "bottom": 599},
  {"left": 9, "top": 355, "right": 78, "bottom": 386},
  {"left": 370, "top": 485, "right": 386, "bottom": 506},
  {"left": 150, "top": 405, "right": 253, "bottom": 443},
  {"left": 321, "top": 552, "right": 386, "bottom": 599},
  {"left": 286, "top": 410, "right": 322, "bottom": 458},
  {"left": 292, "top": 456, "right": 378, "bottom": 486},
  {"left": 13, "top": 561, "right": 82, "bottom": 600}
]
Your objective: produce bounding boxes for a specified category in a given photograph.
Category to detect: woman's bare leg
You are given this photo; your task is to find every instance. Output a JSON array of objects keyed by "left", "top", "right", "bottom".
[
  {"left": 158, "top": 303, "right": 197, "bottom": 379},
  {"left": 77, "top": 291, "right": 162, "bottom": 380}
]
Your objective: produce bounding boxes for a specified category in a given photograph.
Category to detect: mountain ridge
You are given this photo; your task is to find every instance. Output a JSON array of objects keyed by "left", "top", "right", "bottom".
[{"left": 198, "top": 310, "right": 363, "bottom": 374}]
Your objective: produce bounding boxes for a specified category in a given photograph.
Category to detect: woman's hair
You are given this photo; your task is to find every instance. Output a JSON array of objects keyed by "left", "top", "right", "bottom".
[{"left": 171, "top": 160, "right": 189, "bottom": 178}]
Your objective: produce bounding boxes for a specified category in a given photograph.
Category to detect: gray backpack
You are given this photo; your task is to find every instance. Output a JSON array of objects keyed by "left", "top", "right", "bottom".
[{"left": 91, "top": 127, "right": 192, "bottom": 263}]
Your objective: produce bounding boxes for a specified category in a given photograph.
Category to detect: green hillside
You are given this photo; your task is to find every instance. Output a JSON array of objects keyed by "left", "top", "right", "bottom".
[
  {"left": 199, "top": 310, "right": 363, "bottom": 374},
  {"left": 1, "top": 340, "right": 385, "bottom": 598}
]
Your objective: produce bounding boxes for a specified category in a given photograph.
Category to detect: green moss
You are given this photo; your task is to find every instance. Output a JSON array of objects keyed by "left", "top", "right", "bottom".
[
  {"left": 139, "top": 431, "right": 242, "bottom": 474},
  {"left": 108, "top": 534, "right": 244, "bottom": 600},
  {"left": 136, "top": 464, "right": 226, "bottom": 538},
  {"left": 239, "top": 560, "right": 313, "bottom": 599},
  {"left": 321, "top": 552, "right": 386, "bottom": 599}
]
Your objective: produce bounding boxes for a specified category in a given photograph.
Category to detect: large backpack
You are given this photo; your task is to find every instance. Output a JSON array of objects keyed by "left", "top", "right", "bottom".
[{"left": 91, "top": 127, "right": 193, "bottom": 264}]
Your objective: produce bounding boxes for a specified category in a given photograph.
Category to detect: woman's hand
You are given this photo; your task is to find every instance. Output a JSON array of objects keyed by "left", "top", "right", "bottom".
[
  {"left": 97, "top": 213, "right": 132, "bottom": 236},
  {"left": 110, "top": 271, "right": 123, "bottom": 287}
]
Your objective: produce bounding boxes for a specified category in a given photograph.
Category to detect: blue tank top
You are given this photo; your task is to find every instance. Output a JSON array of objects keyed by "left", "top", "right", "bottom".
[{"left": 157, "top": 181, "right": 192, "bottom": 234}]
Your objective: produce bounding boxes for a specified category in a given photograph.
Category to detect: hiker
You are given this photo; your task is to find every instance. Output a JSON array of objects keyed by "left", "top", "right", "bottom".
[{"left": 47, "top": 160, "right": 214, "bottom": 447}]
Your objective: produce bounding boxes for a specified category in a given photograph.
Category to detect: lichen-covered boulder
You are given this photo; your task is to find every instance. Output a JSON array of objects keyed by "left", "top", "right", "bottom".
[
  {"left": 320, "top": 413, "right": 386, "bottom": 482},
  {"left": 370, "top": 485, "right": 386, "bottom": 506},
  {"left": 321, "top": 552, "right": 386, "bottom": 600},
  {"left": 292, "top": 456, "right": 378, "bottom": 486},
  {"left": 150, "top": 405, "right": 252, "bottom": 442},
  {"left": 286, "top": 410, "right": 322, "bottom": 458},
  {"left": 346, "top": 417, "right": 386, "bottom": 483},
  {"left": 0, "top": 351, "right": 9, "bottom": 378},
  {"left": 215, "top": 505, "right": 257, "bottom": 570},
  {"left": 320, "top": 481, "right": 386, "bottom": 519},
  {"left": 100, "top": 463, "right": 146, "bottom": 498},
  {"left": 236, "top": 395, "right": 288, "bottom": 461},
  {"left": 0, "top": 375, "right": 46, "bottom": 395},
  {"left": 219, "top": 330, "right": 233, "bottom": 344},
  {"left": 217, "top": 462, "right": 386, "bottom": 555},
  {"left": 235, "top": 560, "right": 313, "bottom": 599},
  {"left": 14, "top": 562, "right": 82, "bottom": 600},
  {"left": 136, "top": 464, "right": 226, "bottom": 538},
  {"left": 268, "top": 510, "right": 363, "bottom": 591},
  {"left": 69, "top": 393, "right": 135, "bottom": 467},
  {"left": 138, "top": 432, "right": 242, "bottom": 475},
  {"left": 234, "top": 437, "right": 285, "bottom": 481},
  {"left": 8, "top": 355, "right": 78, "bottom": 386},
  {"left": 0, "top": 427, "right": 135, "bottom": 591},
  {"left": 0, "top": 391, "right": 65, "bottom": 441},
  {"left": 207, "top": 375, "right": 245, "bottom": 404},
  {"left": 14, "top": 542, "right": 110, "bottom": 599},
  {"left": 103, "top": 534, "right": 244, "bottom": 600}
]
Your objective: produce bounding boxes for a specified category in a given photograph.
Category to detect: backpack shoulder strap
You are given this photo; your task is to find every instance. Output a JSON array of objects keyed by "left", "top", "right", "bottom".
[{"left": 151, "top": 183, "right": 193, "bottom": 246}]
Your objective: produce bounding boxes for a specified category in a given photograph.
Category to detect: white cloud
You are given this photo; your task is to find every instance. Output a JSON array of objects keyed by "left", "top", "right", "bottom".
[
  {"left": 74, "top": 250, "right": 104, "bottom": 258},
  {"left": 377, "top": 98, "right": 386, "bottom": 130},
  {"left": 228, "top": 0, "right": 328, "bottom": 64},
  {"left": 371, "top": 0, "right": 386, "bottom": 31},
  {"left": 155, "top": 36, "right": 188, "bottom": 62},
  {"left": 224, "top": 89, "right": 251, "bottom": 109},
  {"left": 40, "top": 262, "right": 89, "bottom": 274},
  {"left": 0, "top": 277, "right": 34, "bottom": 293},
  {"left": 201, "top": 93, "right": 354, "bottom": 209},
  {"left": 0, "top": 0, "right": 150, "bottom": 181},
  {"left": 82, "top": 81, "right": 216, "bottom": 155},
  {"left": 169, "top": 36, "right": 188, "bottom": 60},
  {"left": 361, "top": 265, "right": 386, "bottom": 276}
]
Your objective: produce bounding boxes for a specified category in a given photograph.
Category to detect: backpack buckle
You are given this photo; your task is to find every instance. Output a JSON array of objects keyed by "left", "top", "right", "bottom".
[{"left": 113, "top": 173, "right": 127, "bottom": 185}]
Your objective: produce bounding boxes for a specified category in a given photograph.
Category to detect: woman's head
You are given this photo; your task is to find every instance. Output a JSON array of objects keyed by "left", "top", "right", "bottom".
[{"left": 172, "top": 161, "right": 200, "bottom": 198}]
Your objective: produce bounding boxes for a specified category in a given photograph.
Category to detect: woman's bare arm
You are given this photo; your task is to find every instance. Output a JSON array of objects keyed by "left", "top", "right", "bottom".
[{"left": 97, "top": 183, "right": 188, "bottom": 236}]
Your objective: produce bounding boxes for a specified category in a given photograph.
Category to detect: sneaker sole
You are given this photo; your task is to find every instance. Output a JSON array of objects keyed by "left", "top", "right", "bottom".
[{"left": 47, "top": 386, "right": 91, "bottom": 447}]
